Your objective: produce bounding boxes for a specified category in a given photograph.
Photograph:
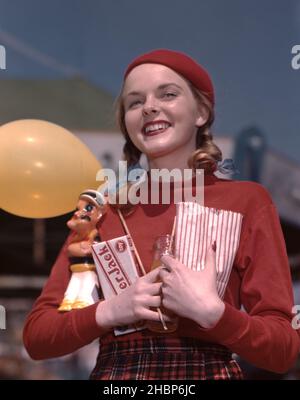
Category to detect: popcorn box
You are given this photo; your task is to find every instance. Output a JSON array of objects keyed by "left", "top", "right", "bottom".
[
  {"left": 91, "top": 235, "right": 144, "bottom": 336},
  {"left": 175, "top": 202, "right": 243, "bottom": 298}
]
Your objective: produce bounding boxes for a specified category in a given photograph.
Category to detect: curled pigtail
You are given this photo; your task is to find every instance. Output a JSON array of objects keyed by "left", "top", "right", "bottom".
[
  {"left": 187, "top": 85, "right": 222, "bottom": 173},
  {"left": 188, "top": 127, "right": 222, "bottom": 173}
]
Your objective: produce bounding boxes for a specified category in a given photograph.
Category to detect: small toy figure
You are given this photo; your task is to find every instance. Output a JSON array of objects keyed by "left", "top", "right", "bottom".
[{"left": 58, "top": 190, "right": 106, "bottom": 312}]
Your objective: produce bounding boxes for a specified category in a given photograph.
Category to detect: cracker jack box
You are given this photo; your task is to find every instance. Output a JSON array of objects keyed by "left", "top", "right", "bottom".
[{"left": 91, "top": 235, "right": 145, "bottom": 336}]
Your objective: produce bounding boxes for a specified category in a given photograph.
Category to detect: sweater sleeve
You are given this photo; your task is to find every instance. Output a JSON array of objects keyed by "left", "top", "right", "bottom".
[
  {"left": 197, "top": 201, "right": 300, "bottom": 373},
  {"left": 23, "top": 236, "right": 106, "bottom": 360}
]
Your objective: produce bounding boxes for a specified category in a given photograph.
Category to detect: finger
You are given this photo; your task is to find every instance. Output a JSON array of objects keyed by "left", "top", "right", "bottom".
[
  {"left": 160, "top": 254, "right": 173, "bottom": 266},
  {"left": 159, "top": 268, "right": 170, "bottom": 282},
  {"left": 160, "top": 255, "right": 181, "bottom": 271},
  {"left": 143, "top": 267, "right": 163, "bottom": 282},
  {"left": 146, "top": 282, "right": 163, "bottom": 295},
  {"left": 146, "top": 295, "right": 162, "bottom": 308},
  {"left": 203, "top": 241, "right": 216, "bottom": 273}
]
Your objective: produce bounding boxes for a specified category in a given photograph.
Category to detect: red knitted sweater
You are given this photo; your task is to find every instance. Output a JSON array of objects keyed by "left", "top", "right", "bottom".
[{"left": 23, "top": 175, "right": 300, "bottom": 373}]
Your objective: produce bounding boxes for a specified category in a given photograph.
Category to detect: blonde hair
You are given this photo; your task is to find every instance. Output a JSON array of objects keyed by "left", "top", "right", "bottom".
[{"left": 115, "top": 81, "right": 222, "bottom": 174}]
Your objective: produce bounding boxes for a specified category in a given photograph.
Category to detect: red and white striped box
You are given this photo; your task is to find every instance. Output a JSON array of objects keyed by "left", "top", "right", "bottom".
[
  {"left": 92, "top": 235, "right": 144, "bottom": 336},
  {"left": 175, "top": 202, "right": 243, "bottom": 298}
]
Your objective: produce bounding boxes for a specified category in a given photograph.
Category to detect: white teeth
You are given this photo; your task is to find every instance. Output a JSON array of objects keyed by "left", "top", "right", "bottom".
[{"left": 145, "top": 123, "right": 170, "bottom": 133}]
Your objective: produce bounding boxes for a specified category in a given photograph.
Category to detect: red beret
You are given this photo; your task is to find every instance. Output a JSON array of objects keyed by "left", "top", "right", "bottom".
[{"left": 124, "top": 49, "right": 214, "bottom": 105}]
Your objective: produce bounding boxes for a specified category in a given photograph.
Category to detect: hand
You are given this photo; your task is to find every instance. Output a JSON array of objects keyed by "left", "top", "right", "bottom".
[
  {"left": 159, "top": 244, "right": 225, "bottom": 329},
  {"left": 95, "top": 268, "right": 165, "bottom": 329},
  {"left": 67, "top": 240, "right": 92, "bottom": 257},
  {"left": 79, "top": 241, "right": 92, "bottom": 255}
]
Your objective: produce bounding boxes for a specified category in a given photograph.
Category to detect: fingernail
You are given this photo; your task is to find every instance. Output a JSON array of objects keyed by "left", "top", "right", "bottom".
[{"left": 212, "top": 241, "right": 216, "bottom": 252}]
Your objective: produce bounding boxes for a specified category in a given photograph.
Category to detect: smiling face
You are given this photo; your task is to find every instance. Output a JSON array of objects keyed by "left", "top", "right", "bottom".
[{"left": 122, "top": 63, "right": 208, "bottom": 166}]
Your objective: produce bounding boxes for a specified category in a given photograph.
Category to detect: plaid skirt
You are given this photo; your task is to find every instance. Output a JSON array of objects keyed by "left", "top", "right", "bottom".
[{"left": 90, "top": 337, "right": 243, "bottom": 380}]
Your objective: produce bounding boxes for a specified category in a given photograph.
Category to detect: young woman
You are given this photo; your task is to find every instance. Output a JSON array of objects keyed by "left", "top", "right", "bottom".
[{"left": 23, "top": 49, "right": 300, "bottom": 380}]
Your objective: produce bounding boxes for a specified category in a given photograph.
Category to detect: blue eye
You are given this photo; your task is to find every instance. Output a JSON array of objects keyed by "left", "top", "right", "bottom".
[{"left": 85, "top": 204, "right": 94, "bottom": 212}]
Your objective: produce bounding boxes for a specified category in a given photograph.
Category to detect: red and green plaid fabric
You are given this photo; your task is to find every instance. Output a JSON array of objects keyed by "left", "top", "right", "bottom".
[{"left": 90, "top": 337, "right": 243, "bottom": 380}]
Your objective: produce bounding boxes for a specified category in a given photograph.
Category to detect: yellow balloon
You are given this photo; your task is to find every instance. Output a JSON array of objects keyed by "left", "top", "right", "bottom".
[{"left": 0, "top": 119, "right": 103, "bottom": 218}]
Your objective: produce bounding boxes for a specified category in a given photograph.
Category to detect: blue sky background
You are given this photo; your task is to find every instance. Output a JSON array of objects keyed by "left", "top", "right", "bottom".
[{"left": 0, "top": 0, "right": 299, "bottom": 163}]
